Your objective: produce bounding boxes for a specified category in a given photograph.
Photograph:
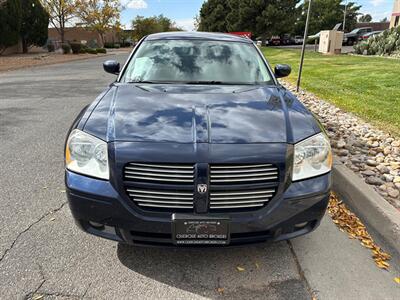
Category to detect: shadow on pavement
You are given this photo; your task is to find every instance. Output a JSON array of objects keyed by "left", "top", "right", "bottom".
[{"left": 116, "top": 241, "right": 310, "bottom": 299}]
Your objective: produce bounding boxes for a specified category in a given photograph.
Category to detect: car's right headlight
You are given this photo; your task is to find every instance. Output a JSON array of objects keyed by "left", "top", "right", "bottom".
[
  {"left": 65, "top": 129, "right": 109, "bottom": 180},
  {"left": 292, "top": 132, "right": 332, "bottom": 181}
]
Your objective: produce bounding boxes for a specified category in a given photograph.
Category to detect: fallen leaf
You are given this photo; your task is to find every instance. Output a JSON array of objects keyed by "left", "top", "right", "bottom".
[
  {"left": 216, "top": 287, "right": 224, "bottom": 294},
  {"left": 60, "top": 189, "right": 66, "bottom": 193},
  {"left": 42, "top": 186, "right": 47, "bottom": 189},
  {"left": 394, "top": 277, "right": 400, "bottom": 284},
  {"left": 32, "top": 294, "right": 44, "bottom": 300},
  {"left": 236, "top": 266, "right": 245, "bottom": 272},
  {"left": 255, "top": 262, "right": 260, "bottom": 269},
  {"left": 50, "top": 217, "right": 55, "bottom": 221},
  {"left": 328, "top": 193, "right": 391, "bottom": 271}
]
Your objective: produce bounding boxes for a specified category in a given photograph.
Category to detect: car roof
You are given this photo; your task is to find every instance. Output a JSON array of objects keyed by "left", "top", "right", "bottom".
[{"left": 145, "top": 31, "right": 253, "bottom": 43}]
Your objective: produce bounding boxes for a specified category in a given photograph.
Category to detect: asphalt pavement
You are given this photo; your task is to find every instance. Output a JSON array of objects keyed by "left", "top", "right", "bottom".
[{"left": 0, "top": 54, "right": 399, "bottom": 299}]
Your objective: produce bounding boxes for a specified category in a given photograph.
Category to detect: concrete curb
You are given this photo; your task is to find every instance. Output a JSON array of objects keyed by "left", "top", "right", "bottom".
[{"left": 332, "top": 159, "right": 400, "bottom": 256}]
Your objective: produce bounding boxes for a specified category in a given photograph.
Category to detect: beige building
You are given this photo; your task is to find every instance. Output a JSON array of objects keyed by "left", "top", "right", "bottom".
[{"left": 390, "top": 0, "right": 400, "bottom": 28}]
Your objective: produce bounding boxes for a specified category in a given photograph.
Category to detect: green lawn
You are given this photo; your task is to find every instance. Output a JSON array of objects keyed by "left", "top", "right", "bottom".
[{"left": 261, "top": 47, "right": 400, "bottom": 136}]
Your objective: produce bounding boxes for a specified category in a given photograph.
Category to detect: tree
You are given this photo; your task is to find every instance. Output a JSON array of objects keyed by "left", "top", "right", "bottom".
[
  {"left": 131, "top": 15, "right": 182, "bottom": 40},
  {"left": 255, "top": 0, "right": 300, "bottom": 38},
  {"left": 295, "top": 0, "right": 361, "bottom": 34},
  {"left": 40, "top": 0, "right": 76, "bottom": 43},
  {"left": 198, "top": 0, "right": 299, "bottom": 39},
  {"left": 359, "top": 14, "right": 372, "bottom": 22},
  {"left": 20, "top": 0, "right": 49, "bottom": 53},
  {"left": 75, "top": 0, "right": 121, "bottom": 47},
  {"left": 198, "top": 0, "right": 230, "bottom": 32},
  {"left": 380, "top": 17, "right": 388, "bottom": 22},
  {"left": 0, "top": 0, "right": 22, "bottom": 54}
]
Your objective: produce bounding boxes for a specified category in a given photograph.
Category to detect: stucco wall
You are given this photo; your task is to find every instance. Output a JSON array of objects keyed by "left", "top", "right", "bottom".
[{"left": 390, "top": 0, "right": 400, "bottom": 28}]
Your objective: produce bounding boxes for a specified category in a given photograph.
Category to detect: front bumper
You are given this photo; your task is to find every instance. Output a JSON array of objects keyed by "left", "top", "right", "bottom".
[{"left": 66, "top": 170, "right": 331, "bottom": 246}]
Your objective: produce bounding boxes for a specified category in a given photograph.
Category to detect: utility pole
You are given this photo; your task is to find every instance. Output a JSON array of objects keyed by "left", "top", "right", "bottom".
[
  {"left": 343, "top": 0, "right": 348, "bottom": 32},
  {"left": 296, "top": 0, "right": 312, "bottom": 92}
]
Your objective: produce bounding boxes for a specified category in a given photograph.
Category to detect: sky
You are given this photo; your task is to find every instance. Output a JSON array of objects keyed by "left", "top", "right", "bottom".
[{"left": 120, "top": 0, "right": 396, "bottom": 31}]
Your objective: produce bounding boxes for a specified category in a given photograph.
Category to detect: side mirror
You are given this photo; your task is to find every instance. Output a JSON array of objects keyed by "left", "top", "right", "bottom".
[
  {"left": 103, "top": 60, "right": 120, "bottom": 75},
  {"left": 274, "top": 64, "right": 291, "bottom": 78}
]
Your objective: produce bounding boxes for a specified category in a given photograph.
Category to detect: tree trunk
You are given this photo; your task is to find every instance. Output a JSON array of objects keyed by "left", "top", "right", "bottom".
[
  {"left": 22, "top": 38, "right": 28, "bottom": 54},
  {"left": 99, "top": 33, "right": 105, "bottom": 48},
  {"left": 61, "top": 29, "right": 65, "bottom": 43}
]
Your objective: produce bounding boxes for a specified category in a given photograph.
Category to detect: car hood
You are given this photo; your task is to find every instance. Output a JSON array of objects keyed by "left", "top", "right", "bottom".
[{"left": 83, "top": 84, "right": 321, "bottom": 144}]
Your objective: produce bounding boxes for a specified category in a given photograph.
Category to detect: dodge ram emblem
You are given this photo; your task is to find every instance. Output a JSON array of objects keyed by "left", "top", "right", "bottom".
[{"left": 197, "top": 184, "right": 208, "bottom": 194}]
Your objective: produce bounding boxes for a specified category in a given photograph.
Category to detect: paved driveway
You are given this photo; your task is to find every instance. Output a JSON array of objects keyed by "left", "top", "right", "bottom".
[{"left": 0, "top": 55, "right": 399, "bottom": 299}]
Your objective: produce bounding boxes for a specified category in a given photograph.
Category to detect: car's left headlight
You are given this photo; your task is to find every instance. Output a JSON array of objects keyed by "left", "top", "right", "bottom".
[
  {"left": 292, "top": 132, "right": 332, "bottom": 181},
  {"left": 65, "top": 129, "right": 109, "bottom": 180}
]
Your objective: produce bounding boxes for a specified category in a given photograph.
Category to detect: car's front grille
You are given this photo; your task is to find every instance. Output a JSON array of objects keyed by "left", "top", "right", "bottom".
[
  {"left": 123, "top": 162, "right": 279, "bottom": 213},
  {"left": 209, "top": 188, "right": 275, "bottom": 210},
  {"left": 127, "top": 188, "right": 194, "bottom": 210},
  {"left": 124, "top": 163, "right": 195, "bottom": 184},
  {"left": 209, "top": 164, "right": 278, "bottom": 185}
]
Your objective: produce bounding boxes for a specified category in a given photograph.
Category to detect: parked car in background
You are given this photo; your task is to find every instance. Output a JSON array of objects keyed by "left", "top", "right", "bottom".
[
  {"left": 65, "top": 32, "right": 332, "bottom": 247},
  {"left": 294, "top": 36, "right": 304, "bottom": 44},
  {"left": 345, "top": 27, "right": 372, "bottom": 45},
  {"left": 281, "top": 34, "right": 293, "bottom": 45},
  {"left": 270, "top": 36, "right": 281, "bottom": 46},
  {"left": 307, "top": 32, "right": 321, "bottom": 43},
  {"left": 358, "top": 30, "right": 383, "bottom": 41}
]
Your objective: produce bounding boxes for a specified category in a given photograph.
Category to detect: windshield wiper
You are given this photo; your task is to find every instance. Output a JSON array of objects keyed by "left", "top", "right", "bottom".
[{"left": 127, "top": 80, "right": 160, "bottom": 84}]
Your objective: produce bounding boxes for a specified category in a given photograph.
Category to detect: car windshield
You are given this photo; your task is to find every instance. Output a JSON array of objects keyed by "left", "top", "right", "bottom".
[
  {"left": 121, "top": 39, "right": 273, "bottom": 85},
  {"left": 349, "top": 28, "right": 362, "bottom": 34}
]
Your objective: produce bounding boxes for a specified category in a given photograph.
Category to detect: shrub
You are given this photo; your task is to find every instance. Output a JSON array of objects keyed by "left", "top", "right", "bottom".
[
  {"left": 96, "top": 48, "right": 107, "bottom": 54},
  {"left": 87, "top": 39, "right": 98, "bottom": 49},
  {"left": 70, "top": 42, "right": 82, "bottom": 54},
  {"left": 114, "top": 43, "right": 120, "bottom": 49},
  {"left": 47, "top": 43, "right": 55, "bottom": 52},
  {"left": 104, "top": 42, "right": 114, "bottom": 48},
  {"left": 61, "top": 43, "right": 71, "bottom": 54},
  {"left": 86, "top": 48, "right": 98, "bottom": 54},
  {"left": 359, "top": 27, "right": 400, "bottom": 57}
]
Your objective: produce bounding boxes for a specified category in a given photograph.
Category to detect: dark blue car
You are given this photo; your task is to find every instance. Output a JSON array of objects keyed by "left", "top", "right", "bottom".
[{"left": 65, "top": 32, "right": 332, "bottom": 246}]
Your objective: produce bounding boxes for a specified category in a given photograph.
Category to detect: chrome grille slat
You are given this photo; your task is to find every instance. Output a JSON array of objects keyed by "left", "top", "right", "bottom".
[
  {"left": 128, "top": 193, "right": 193, "bottom": 200},
  {"left": 210, "top": 190, "right": 275, "bottom": 196},
  {"left": 211, "top": 172, "right": 278, "bottom": 178},
  {"left": 125, "top": 170, "right": 193, "bottom": 178},
  {"left": 210, "top": 203, "right": 264, "bottom": 209},
  {"left": 210, "top": 164, "right": 272, "bottom": 169},
  {"left": 134, "top": 198, "right": 193, "bottom": 204},
  {"left": 138, "top": 203, "right": 193, "bottom": 209},
  {"left": 211, "top": 167, "right": 276, "bottom": 174},
  {"left": 210, "top": 176, "right": 278, "bottom": 182},
  {"left": 125, "top": 166, "right": 194, "bottom": 174},
  {"left": 210, "top": 194, "right": 273, "bottom": 200},
  {"left": 129, "top": 163, "right": 193, "bottom": 169},
  {"left": 209, "top": 199, "right": 270, "bottom": 205},
  {"left": 127, "top": 189, "right": 193, "bottom": 196},
  {"left": 125, "top": 175, "right": 193, "bottom": 183}
]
